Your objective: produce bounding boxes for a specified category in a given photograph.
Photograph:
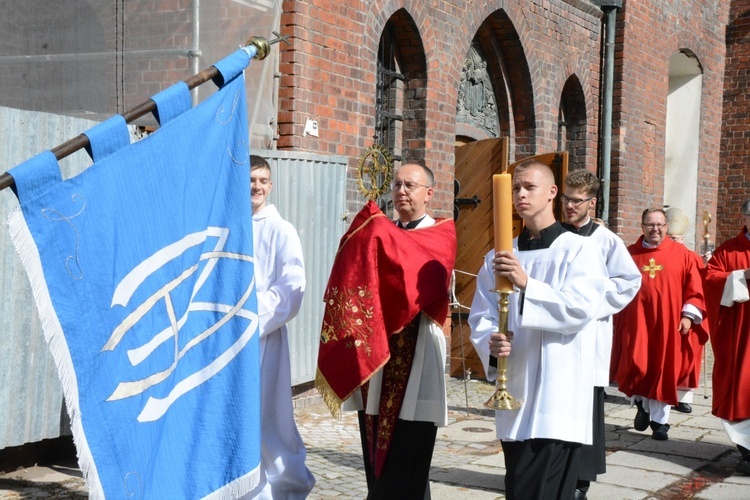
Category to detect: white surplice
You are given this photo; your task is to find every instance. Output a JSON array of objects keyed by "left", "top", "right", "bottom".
[
  {"left": 469, "top": 232, "right": 608, "bottom": 445},
  {"left": 588, "top": 225, "right": 642, "bottom": 386},
  {"left": 245, "top": 204, "right": 315, "bottom": 500},
  {"left": 343, "top": 214, "right": 448, "bottom": 427}
]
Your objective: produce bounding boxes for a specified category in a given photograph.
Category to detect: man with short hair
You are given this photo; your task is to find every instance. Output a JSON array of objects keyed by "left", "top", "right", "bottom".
[
  {"left": 611, "top": 208, "right": 707, "bottom": 441},
  {"left": 319, "top": 163, "right": 456, "bottom": 499},
  {"left": 391, "top": 163, "right": 436, "bottom": 227},
  {"left": 246, "top": 155, "right": 315, "bottom": 499},
  {"left": 704, "top": 199, "right": 750, "bottom": 475},
  {"left": 561, "top": 169, "right": 641, "bottom": 499},
  {"left": 469, "top": 161, "right": 609, "bottom": 500}
]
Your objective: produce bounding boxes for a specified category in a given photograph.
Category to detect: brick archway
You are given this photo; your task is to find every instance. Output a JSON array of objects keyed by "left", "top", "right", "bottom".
[
  {"left": 466, "top": 10, "right": 536, "bottom": 161},
  {"left": 377, "top": 8, "right": 428, "bottom": 165},
  {"left": 559, "top": 74, "right": 588, "bottom": 174}
]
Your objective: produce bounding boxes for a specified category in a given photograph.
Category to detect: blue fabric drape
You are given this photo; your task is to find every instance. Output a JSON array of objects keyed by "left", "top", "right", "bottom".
[{"left": 7, "top": 48, "right": 260, "bottom": 499}]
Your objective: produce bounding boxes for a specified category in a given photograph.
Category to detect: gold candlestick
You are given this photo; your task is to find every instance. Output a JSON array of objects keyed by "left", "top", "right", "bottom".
[
  {"left": 701, "top": 211, "right": 714, "bottom": 264},
  {"left": 484, "top": 289, "right": 522, "bottom": 410}
]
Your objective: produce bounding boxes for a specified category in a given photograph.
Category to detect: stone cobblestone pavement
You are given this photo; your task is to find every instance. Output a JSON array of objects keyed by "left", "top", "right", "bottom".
[
  {"left": 3, "top": 346, "right": 750, "bottom": 498},
  {"left": 299, "top": 372, "right": 750, "bottom": 500}
]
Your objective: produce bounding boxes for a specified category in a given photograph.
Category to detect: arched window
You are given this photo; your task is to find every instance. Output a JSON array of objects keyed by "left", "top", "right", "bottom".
[
  {"left": 375, "top": 9, "right": 427, "bottom": 212},
  {"left": 558, "top": 75, "right": 587, "bottom": 174}
]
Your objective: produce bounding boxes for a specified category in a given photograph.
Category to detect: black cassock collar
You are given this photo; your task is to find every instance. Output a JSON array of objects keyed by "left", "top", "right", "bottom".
[{"left": 518, "top": 221, "right": 567, "bottom": 250}]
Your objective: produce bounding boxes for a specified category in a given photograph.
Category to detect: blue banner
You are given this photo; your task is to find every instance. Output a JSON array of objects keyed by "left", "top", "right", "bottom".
[{"left": 6, "top": 48, "right": 260, "bottom": 499}]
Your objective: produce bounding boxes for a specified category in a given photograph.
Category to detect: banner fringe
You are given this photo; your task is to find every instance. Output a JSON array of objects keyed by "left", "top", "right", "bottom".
[
  {"left": 6, "top": 206, "right": 105, "bottom": 499},
  {"left": 201, "top": 465, "right": 261, "bottom": 500},
  {"left": 315, "top": 368, "right": 343, "bottom": 419}
]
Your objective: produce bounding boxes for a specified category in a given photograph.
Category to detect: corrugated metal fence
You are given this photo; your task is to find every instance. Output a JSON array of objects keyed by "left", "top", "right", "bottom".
[
  {"left": 0, "top": 107, "right": 104, "bottom": 449},
  {"left": 259, "top": 149, "right": 349, "bottom": 386}
]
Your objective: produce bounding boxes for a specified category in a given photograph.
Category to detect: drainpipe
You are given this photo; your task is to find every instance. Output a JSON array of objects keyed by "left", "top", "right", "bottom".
[
  {"left": 592, "top": 0, "right": 622, "bottom": 224},
  {"left": 190, "top": 0, "right": 202, "bottom": 106}
]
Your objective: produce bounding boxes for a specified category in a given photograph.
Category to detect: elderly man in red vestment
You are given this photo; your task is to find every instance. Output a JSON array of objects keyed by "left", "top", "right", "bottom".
[
  {"left": 704, "top": 199, "right": 750, "bottom": 475},
  {"left": 665, "top": 206, "right": 710, "bottom": 415},
  {"left": 316, "top": 163, "right": 456, "bottom": 499},
  {"left": 611, "top": 208, "right": 707, "bottom": 441}
]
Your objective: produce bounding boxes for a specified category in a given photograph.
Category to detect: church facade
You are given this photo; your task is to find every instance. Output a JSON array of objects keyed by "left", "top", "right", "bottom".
[
  {"left": 275, "top": 0, "right": 730, "bottom": 249},
  {"left": 0, "top": 0, "right": 735, "bottom": 247}
]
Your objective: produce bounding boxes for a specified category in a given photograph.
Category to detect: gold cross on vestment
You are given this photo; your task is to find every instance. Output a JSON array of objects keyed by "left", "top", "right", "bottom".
[{"left": 642, "top": 258, "right": 663, "bottom": 278}]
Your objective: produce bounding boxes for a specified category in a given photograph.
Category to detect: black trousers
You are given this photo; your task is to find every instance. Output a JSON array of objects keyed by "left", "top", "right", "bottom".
[
  {"left": 357, "top": 411, "right": 437, "bottom": 500},
  {"left": 502, "top": 438, "right": 582, "bottom": 500},
  {"left": 577, "top": 386, "right": 607, "bottom": 490}
]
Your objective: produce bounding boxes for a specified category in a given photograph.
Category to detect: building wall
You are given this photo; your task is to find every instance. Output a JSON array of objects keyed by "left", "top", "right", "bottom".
[
  {"left": 277, "top": 0, "right": 604, "bottom": 221},
  {"left": 277, "top": 0, "right": 728, "bottom": 246},
  {"left": 0, "top": 1, "right": 730, "bottom": 239},
  {"left": 610, "top": 1, "right": 728, "bottom": 246},
  {"left": 720, "top": 0, "right": 750, "bottom": 245}
]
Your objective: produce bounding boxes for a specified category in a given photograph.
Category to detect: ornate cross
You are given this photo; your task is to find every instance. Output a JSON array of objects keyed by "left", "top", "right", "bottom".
[{"left": 642, "top": 258, "right": 663, "bottom": 279}]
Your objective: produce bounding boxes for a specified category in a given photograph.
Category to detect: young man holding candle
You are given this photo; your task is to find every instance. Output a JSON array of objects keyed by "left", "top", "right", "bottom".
[
  {"left": 469, "top": 160, "right": 609, "bottom": 499},
  {"left": 561, "top": 170, "right": 641, "bottom": 500}
]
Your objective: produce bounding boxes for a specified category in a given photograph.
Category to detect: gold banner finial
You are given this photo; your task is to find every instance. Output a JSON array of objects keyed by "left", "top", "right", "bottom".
[{"left": 245, "top": 31, "right": 290, "bottom": 60}]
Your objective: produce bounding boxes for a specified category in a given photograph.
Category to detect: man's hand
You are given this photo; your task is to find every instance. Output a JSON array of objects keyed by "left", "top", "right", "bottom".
[
  {"left": 492, "top": 251, "right": 528, "bottom": 291},
  {"left": 489, "top": 331, "right": 512, "bottom": 358},
  {"left": 679, "top": 316, "right": 692, "bottom": 335}
]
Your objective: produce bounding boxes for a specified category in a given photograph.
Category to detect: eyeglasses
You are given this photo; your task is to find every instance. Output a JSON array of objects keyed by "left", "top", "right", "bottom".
[
  {"left": 561, "top": 194, "right": 593, "bottom": 207},
  {"left": 642, "top": 223, "right": 667, "bottom": 229},
  {"left": 391, "top": 181, "right": 431, "bottom": 192}
]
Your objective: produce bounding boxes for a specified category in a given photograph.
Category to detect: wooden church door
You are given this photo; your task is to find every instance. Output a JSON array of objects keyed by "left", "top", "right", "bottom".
[{"left": 451, "top": 140, "right": 568, "bottom": 380}]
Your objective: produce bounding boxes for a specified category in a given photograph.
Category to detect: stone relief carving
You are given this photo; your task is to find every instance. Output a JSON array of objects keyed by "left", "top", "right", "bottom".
[{"left": 457, "top": 43, "right": 499, "bottom": 137}]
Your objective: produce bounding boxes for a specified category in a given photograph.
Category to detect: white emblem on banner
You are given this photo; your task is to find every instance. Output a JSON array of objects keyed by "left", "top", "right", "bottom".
[{"left": 103, "top": 227, "right": 257, "bottom": 422}]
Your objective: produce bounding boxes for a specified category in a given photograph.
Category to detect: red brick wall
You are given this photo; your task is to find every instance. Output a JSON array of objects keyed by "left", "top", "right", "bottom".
[
  {"left": 610, "top": 1, "right": 728, "bottom": 246},
  {"left": 123, "top": 1, "right": 262, "bottom": 111},
  {"left": 719, "top": 1, "right": 750, "bottom": 245},
  {"left": 123, "top": 1, "right": 193, "bottom": 87},
  {"left": 0, "top": 1, "right": 729, "bottom": 236},
  {"left": 278, "top": 0, "right": 605, "bottom": 220}
]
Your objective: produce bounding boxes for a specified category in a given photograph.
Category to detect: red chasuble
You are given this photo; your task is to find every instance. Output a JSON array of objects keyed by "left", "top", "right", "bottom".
[
  {"left": 611, "top": 236, "right": 707, "bottom": 406},
  {"left": 315, "top": 201, "right": 456, "bottom": 413},
  {"left": 704, "top": 228, "right": 750, "bottom": 421},
  {"left": 677, "top": 250, "right": 710, "bottom": 390}
]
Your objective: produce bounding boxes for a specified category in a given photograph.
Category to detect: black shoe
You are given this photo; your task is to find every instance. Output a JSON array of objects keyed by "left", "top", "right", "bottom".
[
  {"left": 650, "top": 421, "right": 670, "bottom": 441},
  {"left": 672, "top": 402, "right": 692, "bottom": 413},
  {"left": 737, "top": 459, "right": 750, "bottom": 475},
  {"left": 634, "top": 400, "right": 650, "bottom": 431},
  {"left": 574, "top": 488, "right": 588, "bottom": 500}
]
